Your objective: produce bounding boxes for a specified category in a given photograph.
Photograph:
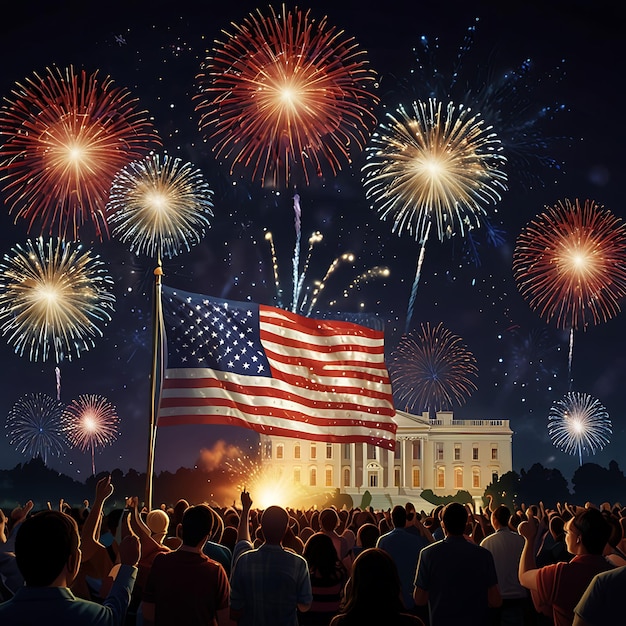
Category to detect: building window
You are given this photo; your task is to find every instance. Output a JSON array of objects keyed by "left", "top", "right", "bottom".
[
  {"left": 310, "top": 444, "right": 317, "bottom": 460},
  {"left": 264, "top": 440, "right": 272, "bottom": 458},
  {"left": 310, "top": 468, "right": 317, "bottom": 486},
  {"left": 472, "top": 446, "right": 479, "bottom": 461},
  {"left": 491, "top": 446, "right": 498, "bottom": 460},
  {"left": 395, "top": 441, "right": 401, "bottom": 460},
  {"left": 412, "top": 467, "right": 421, "bottom": 488},
  {"left": 343, "top": 468, "right": 351, "bottom": 487},
  {"left": 473, "top": 469, "right": 480, "bottom": 489},
  {"left": 276, "top": 445, "right": 284, "bottom": 460},
  {"left": 367, "top": 444, "right": 377, "bottom": 460},
  {"left": 492, "top": 472, "right": 499, "bottom": 484},
  {"left": 435, "top": 442, "right": 444, "bottom": 461},
  {"left": 294, "top": 468, "right": 301, "bottom": 483},
  {"left": 326, "top": 443, "right": 333, "bottom": 459},
  {"left": 454, "top": 467, "right": 463, "bottom": 489},
  {"left": 454, "top": 444, "right": 461, "bottom": 461},
  {"left": 325, "top": 468, "right": 333, "bottom": 487},
  {"left": 294, "top": 444, "right": 300, "bottom": 459},
  {"left": 412, "top": 440, "right": 421, "bottom": 460},
  {"left": 437, "top": 467, "right": 445, "bottom": 488},
  {"left": 368, "top": 472, "right": 378, "bottom": 487},
  {"left": 343, "top": 444, "right": 351, "bottom": 460},
  {"left": 395, "top": 467, "right": 401, "bottom": 486}
]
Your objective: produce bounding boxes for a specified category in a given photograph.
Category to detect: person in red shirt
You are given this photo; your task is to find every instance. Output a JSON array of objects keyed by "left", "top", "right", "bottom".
[
  {"left": 141, "top": 504, "right": 230, "bottom": 626},
  {"left": 518, "top": 507, "right": 613, "bottom": 626}
]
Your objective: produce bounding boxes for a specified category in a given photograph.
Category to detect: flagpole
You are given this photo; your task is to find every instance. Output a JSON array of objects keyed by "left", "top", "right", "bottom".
[{"left": 145, "top": 260, "right": 164, "bottom": 510}]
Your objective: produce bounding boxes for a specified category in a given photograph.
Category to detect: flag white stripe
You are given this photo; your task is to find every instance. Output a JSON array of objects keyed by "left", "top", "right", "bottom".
[{"left": 161, "top": 367, "right": 393, "bottom": 410}]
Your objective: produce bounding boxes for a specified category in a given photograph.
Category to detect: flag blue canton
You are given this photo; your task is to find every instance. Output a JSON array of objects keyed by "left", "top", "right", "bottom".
[{"left": 165, "top": 292, "right": 272, "bottom": 377}]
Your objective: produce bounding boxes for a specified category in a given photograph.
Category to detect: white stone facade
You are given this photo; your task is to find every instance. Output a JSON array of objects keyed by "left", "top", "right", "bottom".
[{"left": 259, "top": 410, "right": 513, "bottom": 508}]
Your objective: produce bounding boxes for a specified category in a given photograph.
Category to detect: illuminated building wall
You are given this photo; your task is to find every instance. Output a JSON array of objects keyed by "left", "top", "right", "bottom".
[{"left": 259, "top": 410, "right": 513, "bottom": 507}]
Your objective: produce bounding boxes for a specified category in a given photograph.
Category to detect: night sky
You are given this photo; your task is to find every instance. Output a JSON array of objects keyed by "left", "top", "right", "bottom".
[{"left": 0, "top": 0, "right": 624, "bottom": 484}]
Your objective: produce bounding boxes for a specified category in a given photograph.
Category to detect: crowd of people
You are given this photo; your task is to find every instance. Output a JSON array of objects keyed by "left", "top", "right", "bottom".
[{"left": 0, "top": 475, "right": 624, "bottom": 625}]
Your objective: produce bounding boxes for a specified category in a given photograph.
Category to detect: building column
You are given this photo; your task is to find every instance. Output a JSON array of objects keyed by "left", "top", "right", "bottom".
[
  {"left": 350, "top": 443, "right": 356, "bottom": 488},
  {"left": 422, "top": 437, "right": 433, "bottom": 490},
  {"left": 386, "top": 447, "right": 394, "bottom": 488},
  {"left": 362, "top": 443, "right": 367, "bottom": 488}
]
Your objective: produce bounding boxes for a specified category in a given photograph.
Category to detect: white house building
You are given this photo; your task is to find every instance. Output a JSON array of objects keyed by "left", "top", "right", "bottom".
[{"left": 259, "top": 410, "right": 513, "bottom": 509}]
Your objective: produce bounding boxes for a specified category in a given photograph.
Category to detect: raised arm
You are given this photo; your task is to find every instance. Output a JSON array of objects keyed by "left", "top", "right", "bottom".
[
  {"left": 80, "top": 474, "right": 114, "bottom": 563},
  {"left": 517, "top": 516, "right": 540, "bottom": 590},
  {"left": 237, "top": 490, "right": 253, "bottom": 544}
]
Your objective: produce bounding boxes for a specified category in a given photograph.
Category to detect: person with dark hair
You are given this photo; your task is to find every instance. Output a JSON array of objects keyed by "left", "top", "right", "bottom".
[
  {"left": 0, "top": 508, "right": 139, "bottom": 625},
  {"left": 201, "top": 504, "right": 233, "bottom": 576},
  {"left": 330, "top": 548, "right": 423, "bottom": 626},
  {"left": 141, "top": 503, "right": 230, "bottom": 626},
  {"left": 299, "top": 532, "right": 348, "bottom": 626},
  {"left": 319, "top": 508, "right": 350, "bottom": 566},
  {"left": 413, "top": 502, "right": 502, "bottom": 626},
  {"left": 518, "top": 507, "right": 614, "bottom": 626},
  {"left": 376, "top": 505, "right": 431, "bottom": 613},
  {"left": 480, "top": 505, "right": 529, "bottom": 626},
  {"left": 349, "top": 523, "right": 380, "bottom": 561},
  {"left": 230, "top": 490, "right": 312, "bottom": 625}
]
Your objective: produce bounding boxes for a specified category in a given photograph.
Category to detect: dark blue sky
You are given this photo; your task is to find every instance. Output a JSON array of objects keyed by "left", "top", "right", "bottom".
[{"left": 0, "top": 0, "right": 624, "bottom": 483}]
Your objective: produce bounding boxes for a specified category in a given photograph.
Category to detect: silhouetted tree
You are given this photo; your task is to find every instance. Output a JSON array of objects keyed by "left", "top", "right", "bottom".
[
  {"left": 517, "top": 463, "right": 571, "bottom": 508},
  {"left": 572, "top": 460, "right": 626, "bottom": 506},
  {"left": 484, "top": 470, "right": 521, "bottom": 510}
]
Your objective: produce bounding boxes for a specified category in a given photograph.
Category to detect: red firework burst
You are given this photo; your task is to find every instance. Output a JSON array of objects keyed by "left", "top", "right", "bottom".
[
  {"left": 513, "top": 198, "right": 626, "bottom": 330},
  {"left": 195, "top": 5, "right": 379, "bottom": 188},
  {"left": 389, "top": 322, "right": 478, "bottom": 417},
  {"left": 0, "top": 66, "right": 161, "bottom": 240}
]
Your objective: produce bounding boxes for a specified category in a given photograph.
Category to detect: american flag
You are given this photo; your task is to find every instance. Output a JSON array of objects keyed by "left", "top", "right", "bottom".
[{"left": 157, "top": 285, "right": 397, "bottom": 449}]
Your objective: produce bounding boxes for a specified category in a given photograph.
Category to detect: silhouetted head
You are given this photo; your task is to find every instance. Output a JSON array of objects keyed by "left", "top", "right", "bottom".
[
  {"left": 319, "top": 508, "right": 339, "bottom": 532},
  {"left": 342, "top": 548, "right": 404, "bottom": 616},
  {"left": 391, "top": 505, "right": 407, "bottom": 529},
  {"left": 491, "top": 505, "right": 511, "bottom": 529},
  {"left": 181, "top": 504, "right": 213, "bottom": 547},
  {"left": 15, "top": 510, "right": 80, "bottom": 587},
  {"left": 303, "top": 532, "right": 339, "bottom": 575},
  {"left": 442, "top": 502, "right": 468, "bottom": 536},
  {"left": 261, "top": 505, "right": 289, "bottom": 544}
]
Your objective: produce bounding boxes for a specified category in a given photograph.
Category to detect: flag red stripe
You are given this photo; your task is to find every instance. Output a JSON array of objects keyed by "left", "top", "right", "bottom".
[
  {"left": 159, "top": 394, "right": 396, "bottom": 431},
  {"left": 157, "top": 410, "right": 396, "bottom": 450}
]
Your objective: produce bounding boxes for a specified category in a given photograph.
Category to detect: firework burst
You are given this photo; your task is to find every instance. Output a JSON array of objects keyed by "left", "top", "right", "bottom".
[
  {"left": 195, "top": 5, "right": 379, "bottom": 188},
  {"left": 513, "top": 198, "right": 626, "bottom": 331},
  {"left": 106, "top": 153, "right": 214, "bottom": 260},
  {"left": 63, "top": 394, "right": 119, "bottom": 475},
  {"left": 389, "top": 322, "right": 478, "bottom": 417},
  {"left": 0, "top": 66, "right": 160, "bottom": 240},
  {"left": 6, "top": 392, "right": 66, "bottom": 463},
  {"left": 362, "top": 98, "right": 507, "bottom": 331},
  {"left": 407, "top": 19, "right": 567, "bottom": 189},
  {"left": 0, "top": 238, "right": 116, "bottom": 363},
  {"left": 548, "top": 392, "right": 611, "bottom": 465}
]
